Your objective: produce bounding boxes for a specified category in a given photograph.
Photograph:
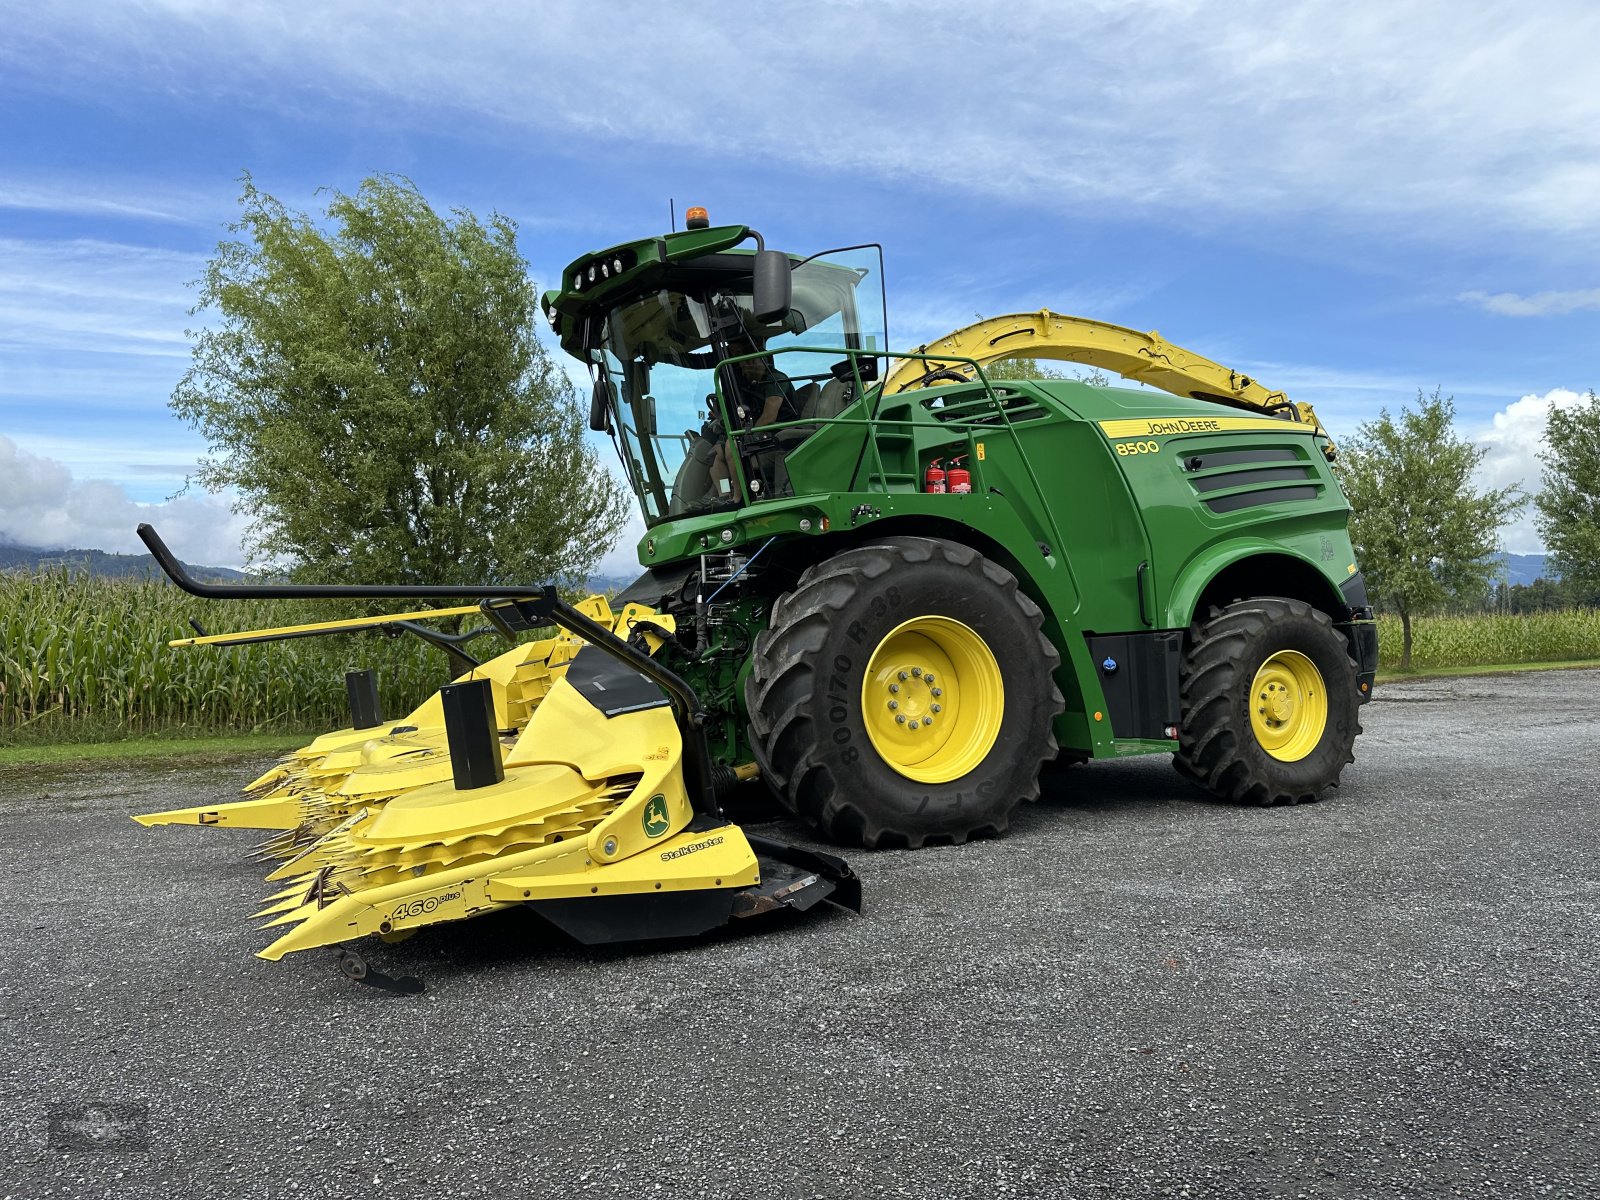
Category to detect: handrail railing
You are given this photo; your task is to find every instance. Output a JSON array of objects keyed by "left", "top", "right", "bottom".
[
  {"left": 713, "top": 343, "right": 1018, "bottom": 502},
  {"left": 710, "top": 345, "right": 1065, "bottom": 550}
]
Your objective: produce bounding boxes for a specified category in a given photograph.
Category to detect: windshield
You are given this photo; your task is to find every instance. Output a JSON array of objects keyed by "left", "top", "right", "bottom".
[{"left": 595, "top": 246, "right": 886, "bottom": 524}]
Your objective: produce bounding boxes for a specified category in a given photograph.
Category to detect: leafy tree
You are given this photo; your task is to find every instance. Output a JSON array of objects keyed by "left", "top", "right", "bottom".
[
  {"left": 172, "top": 175, "right": 628, "bottom": 598},
  {"left": 982, "top": 357, "right": 1113, "bottom": 385},
  {"left": 1535, "top": 389, "right": 1600, "bottom": 594},
  {"left": 1337, "top": 389, "right": 1524, "bottom": 669},
  {"left": 983, "top": 356, "right": 1069, "bottom": 381}
]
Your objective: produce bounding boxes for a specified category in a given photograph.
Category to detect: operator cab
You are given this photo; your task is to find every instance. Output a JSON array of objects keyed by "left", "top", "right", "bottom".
[{"left": 589, "top": 245, "right": 886, "bottom": 525}]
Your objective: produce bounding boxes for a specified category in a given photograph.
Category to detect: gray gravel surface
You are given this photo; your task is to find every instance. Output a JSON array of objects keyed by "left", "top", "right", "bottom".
[{"left": 2, "top": 669, "right": 1598, "bottom": 1199}]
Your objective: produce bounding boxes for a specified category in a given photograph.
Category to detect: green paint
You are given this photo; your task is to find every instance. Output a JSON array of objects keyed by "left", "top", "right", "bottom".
[{"left": 549, "top": 224, "right": 1370, "bottom": 766}]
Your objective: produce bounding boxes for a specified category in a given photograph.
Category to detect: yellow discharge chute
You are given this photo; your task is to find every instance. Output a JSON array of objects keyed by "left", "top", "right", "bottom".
[{"left": 883, "top": 309, "right": 1332, "bottom": 452}]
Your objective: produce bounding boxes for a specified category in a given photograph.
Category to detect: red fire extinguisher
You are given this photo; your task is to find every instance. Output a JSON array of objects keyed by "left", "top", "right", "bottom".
[
  {"left": 947, "top": 456, "right": 972, "bottom": 494},
  {"left": 923, "top": 458, "right": 946, "bottom": 493}
]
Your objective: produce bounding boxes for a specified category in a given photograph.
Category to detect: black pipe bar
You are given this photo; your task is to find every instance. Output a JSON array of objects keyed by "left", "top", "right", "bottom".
[{"left": 137, "top": 524, "right": 550, "bottom": 602}]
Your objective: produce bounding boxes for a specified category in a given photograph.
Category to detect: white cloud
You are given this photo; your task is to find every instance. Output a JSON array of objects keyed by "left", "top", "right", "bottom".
[
  {"left": 1459, "top": 288, "right": 1600, "bottom": 317},
  {"left": 596, "top": 507, "right": 648, "bottom": 581},
  {"left": 7, "top": 1, "right": 1600, "bottom": 245},
  {"left": 1472, "top": 387, "right": 1592, "bottom": 554},
  {"left": 0, "top": 238, "right": 200, "bottom": 360},
  {"left": 0, "top": 180, "right": 223, "bottom": 225},
  {"left": 0, "top": 435, "right": 250, "bottom": 567}
]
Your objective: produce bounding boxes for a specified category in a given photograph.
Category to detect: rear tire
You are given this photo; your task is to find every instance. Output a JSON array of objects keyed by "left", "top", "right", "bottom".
[
  {"left": 745, "top": 537, "right": 1062, "bottom": 848},
  {"left": 1174, "top": 597, "right": 1360, "bottom": 805}
]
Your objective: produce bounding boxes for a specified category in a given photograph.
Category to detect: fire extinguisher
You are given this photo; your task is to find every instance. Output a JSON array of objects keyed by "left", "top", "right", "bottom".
[
  {"left": 923, "top": 458, "right": 946, "bottom": 493},
  {"left": 947, "top": 456, "right": 972, "bottom": 494}
]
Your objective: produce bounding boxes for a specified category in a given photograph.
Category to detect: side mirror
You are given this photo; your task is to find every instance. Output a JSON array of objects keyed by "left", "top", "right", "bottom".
[
  {"left": 589, "top": 379, "right": 613, "bottom": 432},
  {"left": 751, "top": 250, "right": 792, "bottom": 322}
]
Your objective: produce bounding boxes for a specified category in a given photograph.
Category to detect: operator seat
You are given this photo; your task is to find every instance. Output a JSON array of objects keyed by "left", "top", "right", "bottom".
[
  {"left": 809, "top": 378, "right": 853, "bottom": 422},
  {"left": 768, "top": 378, "right": 856, "bottom": 498},
  {"left": 668, "top": 430, "right": 719, "bottom": 515},
  {"left": 779, "top": 378, "right": 853, "bottom": 447}
]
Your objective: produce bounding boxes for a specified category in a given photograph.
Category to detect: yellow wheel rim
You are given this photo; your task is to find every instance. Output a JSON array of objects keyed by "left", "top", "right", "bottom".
[
  {"left": 1248, "top": 650, "right": 1327, "bottom": 762},
  {"left": 860, "top": 616, "right": 1004, "bottom": 783}
]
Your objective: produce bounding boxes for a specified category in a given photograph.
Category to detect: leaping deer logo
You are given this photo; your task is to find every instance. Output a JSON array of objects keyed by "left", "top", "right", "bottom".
[{"left": 642, "top": 793, "right": 671, "bottom": 838}]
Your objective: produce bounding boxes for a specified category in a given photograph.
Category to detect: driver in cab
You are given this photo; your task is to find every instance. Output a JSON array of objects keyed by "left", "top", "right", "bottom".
[{"left": 708, "top": 332, "right": 799, "bottom": 491}]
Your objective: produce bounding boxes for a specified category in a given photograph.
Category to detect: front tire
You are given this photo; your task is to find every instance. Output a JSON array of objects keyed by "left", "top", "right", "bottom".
[
  {"left": 1173, "top": 597, "right": 1361, "bottom": 805},
  {"left": 745, "top": 537, "right": 1062, "bottom": 848}
]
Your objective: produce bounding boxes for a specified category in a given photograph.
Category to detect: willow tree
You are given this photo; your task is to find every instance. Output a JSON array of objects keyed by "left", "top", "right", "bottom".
[
  {"left": 173, "top": 175, "right": 628, "bottom": 592},
  {"left": 1337, "top": 390, "right": 1523, "bottom": 669}
]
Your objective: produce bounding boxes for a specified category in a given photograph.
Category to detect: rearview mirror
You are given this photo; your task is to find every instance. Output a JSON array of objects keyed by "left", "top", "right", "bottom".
[
  {"left": 751, "top": 250, "right": 792, "bottom": 322},
  {"left": 589, "top": 379, "right": 613, "bottom": 432}
]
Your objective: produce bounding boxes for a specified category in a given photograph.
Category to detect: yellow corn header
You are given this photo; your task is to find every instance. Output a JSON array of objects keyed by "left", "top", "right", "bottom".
[{"left": 132, "top": 525, "right": 857, "bottom": 992}]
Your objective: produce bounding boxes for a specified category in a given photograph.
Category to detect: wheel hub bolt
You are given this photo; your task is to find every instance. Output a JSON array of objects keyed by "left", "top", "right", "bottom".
[
  {"left": 924, "top": 674, "right": 934, "bottom": 683},
  {"left": 889, "top": 683, "right": 900, "bottom": 693},
  {"left": 931, "top": 687, "right": 943, "bottom": 697},
  {"left": 931, "top": 703, "right": 942, "bottom": 713},
  {"left": 909, "top": 720, "right": 920, "bottom": 729},
  {"left": 888, "top": 700, "right": 898, "bottom": 710},
  {"left": 896, "top": 714, "right": 906, "bottom": 724},
  {"left": 911, "top": 667, "right": 922, "bottom": 677},
  {"left": 898, "top": 671, "right": 909, "bottom": 681}
]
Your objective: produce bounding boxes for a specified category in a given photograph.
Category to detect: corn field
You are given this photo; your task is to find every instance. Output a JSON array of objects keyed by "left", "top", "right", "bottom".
[
  {"left": 5, "top": 570, "right": 1599, "bottom": 741},
  {"left": 1377, "top": 609, "right": 1600, "bottom": 671},
  {"left": 1, "top": 570, "right": 456, "bottom": 740}
]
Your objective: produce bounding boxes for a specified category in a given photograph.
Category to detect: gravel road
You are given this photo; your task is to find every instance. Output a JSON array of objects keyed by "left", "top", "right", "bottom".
[{"left": 2, "top": 669, "right": 1597, "bottom": 1199}]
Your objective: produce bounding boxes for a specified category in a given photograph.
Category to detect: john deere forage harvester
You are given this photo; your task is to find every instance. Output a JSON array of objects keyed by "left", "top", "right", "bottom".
[{"left": 137, "top": 208, "right": 1375, "bottom": 972}]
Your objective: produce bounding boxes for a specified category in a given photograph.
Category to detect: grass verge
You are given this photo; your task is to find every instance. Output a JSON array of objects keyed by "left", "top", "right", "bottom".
[
  {"left": 0, "top": 731, "right": 312, "bottom": 768},
  {"left": 1376, "top": 658, "right": 1600, "bottom": 684}
]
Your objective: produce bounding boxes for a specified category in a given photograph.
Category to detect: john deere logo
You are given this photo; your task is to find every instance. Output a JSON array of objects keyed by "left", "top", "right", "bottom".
[{"left": 642, "top": 793, "right": 671, "bottom": 838}]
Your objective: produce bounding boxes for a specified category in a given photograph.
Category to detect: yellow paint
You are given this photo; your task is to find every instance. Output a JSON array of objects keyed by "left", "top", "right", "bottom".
[
  {"left": 253, "top": 669, "right": 736, "bottom": 960},
  {"left": 1098, "top": 416, "right": 1315, "bottom": 439},
  {"left": 487, "top": 824, "right": 761, "bottom": 903},
  {"left": 137, "top": 591, "right": 765, "bottom": 963},
  {"left": 1249, "top": 650, "right": 1328, "bottom": 762},
  {"left": 860, "top": 615, "right": 1004, "bottom": 784},
  {"left": 136, "top": 599, "right": 664, "bottom": 839},
  {"left": 167, "top": 605, "right": 482, "bottom": 648}
]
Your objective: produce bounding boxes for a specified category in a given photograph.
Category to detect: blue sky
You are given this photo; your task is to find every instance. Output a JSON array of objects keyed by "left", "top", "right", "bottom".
[{"left": 3, "top": 1, "right": 1597, "bottom": 573}]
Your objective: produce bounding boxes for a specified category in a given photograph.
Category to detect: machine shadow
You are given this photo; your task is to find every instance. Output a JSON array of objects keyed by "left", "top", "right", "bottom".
[{"left": 340, "top": 876, "right": 857, "bottom": 988}]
